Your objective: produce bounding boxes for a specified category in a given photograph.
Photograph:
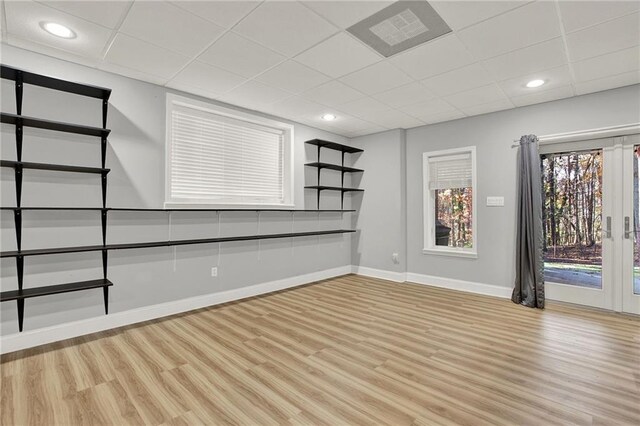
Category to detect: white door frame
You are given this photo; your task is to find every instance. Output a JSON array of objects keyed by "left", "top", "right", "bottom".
[{"left": 537, "top": 124, "right": 640, "bottom": 313}]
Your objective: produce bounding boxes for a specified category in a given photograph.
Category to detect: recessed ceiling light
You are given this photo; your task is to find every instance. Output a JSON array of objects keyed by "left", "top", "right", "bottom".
[
  {"left": 526, "top": 79, "right": 545, "bottom": 88},
  {"left": 321, "top": 113, "right": 336, "bottom": 121},
  {"left": 40, "top": 22, "right": 76, "bottom": 39}
]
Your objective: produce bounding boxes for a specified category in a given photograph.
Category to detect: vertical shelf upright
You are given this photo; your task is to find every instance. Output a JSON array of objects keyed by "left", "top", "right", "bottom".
[{"left": 304, "top": 139, "right": 364, "bottom": 209}]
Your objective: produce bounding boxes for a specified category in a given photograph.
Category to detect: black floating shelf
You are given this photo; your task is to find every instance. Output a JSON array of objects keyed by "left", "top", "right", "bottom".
[
  {"left": 1, "top": 113, "right": 111, "bottom": 137},
  {"left": 0, "top": 279, "right": 113, "bottom": 302},
  {"left": 0, "top": 207, "right": 356, "bottom": 212},
  {"left": 305, "top": 186, "right": 364, "bottom": 192},
  {"left": 305, "top": 162, "right": 363, "bottom": 173},
  {"left": 305, "top": 139, "right": 363, "bottom": 154},
  {"left": 1, "top": 65, "right": 111, "bottom": 100},
  {"left": 0, "top": 229, "right": 357, "bottom": 258},
  {"left": 1, "top": 160, "right": 109, "bottom": 175}
]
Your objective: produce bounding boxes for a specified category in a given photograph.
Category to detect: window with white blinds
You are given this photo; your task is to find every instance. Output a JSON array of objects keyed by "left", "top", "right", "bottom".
[
  {"left": 423, "top": 146, "right": 477, "bottom": 258},
  {"left": 166, "top": 95, "right": 294, "bottom": 207},
  {"left": 427, "top": 152, "right": 473, "bottom": 190}
]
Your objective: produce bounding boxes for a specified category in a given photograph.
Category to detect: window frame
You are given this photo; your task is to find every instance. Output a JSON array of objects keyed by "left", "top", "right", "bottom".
[
  {"left": 422, "top": 146, "right": 478, "bottom": 258},
  {"left": 165, "top": 94, "right": 295, "bottom": 209}
]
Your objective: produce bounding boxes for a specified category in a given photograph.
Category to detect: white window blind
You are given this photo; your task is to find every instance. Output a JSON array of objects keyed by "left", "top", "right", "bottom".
[
  {"left": 169, "top": 104, "right": 285, "bottom": 204},
  {"left": 428, "top": 152, "right": 473, "bottom": 190}
]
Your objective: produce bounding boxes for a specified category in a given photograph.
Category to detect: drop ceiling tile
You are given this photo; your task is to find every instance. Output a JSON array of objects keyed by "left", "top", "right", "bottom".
[
  {"left": 574, "top": 71, "right": 640, "bottom": 95},
  {"left": 421, "top": 63, "right": 494, "bottom": 97},
  {"left": 421, "top": 110, "right": 466, "bottom": 125},
  {"left": 336, "top": 97, "right": 390, "bottom": 118},
  {"left": 429, "top": 1, "right": 529, "bottom": 31},
  {"left": 167, "top": 61, "right": 246, "bottom": 96},
  {"left": 5, "top": 1, "right": 113, "bottom": 59},
  {"left": 327, "top": 114, "right": 376, "bottom": 133},
  {"left": 339, "top": 61, "right": 412, "bottom": 95},
  {"left": 199, "top": 32, "right": 285, "bottom": 79},
  {"left": 104, "top": 33, "right": 190, "bottom": 79},
  {"left": 459, "top": 98, "right": 514, "bottom": 116},
  {"left": 347, "top": 125, "right": 389, "bottom": 138},
  {"left": 295, "top": 32, "right": 381, "bottom": 79},
  {"left": 558, "top": 1, "right": 640, "bottom": 33},
  {"left": 573, "top": 46, "right": 640, "bottom": 82},
  {"left": 482, "top": 38, "right": 568, "bottom": 81},
  {"left": 255, "top": 60, "right": 330, "bottom": 94},
  {"left": 222, "top": 80, "right": 292, "bottom": 109},
  {"left": 170, "top": 1, "right": 260, "bottom": 28},
  {"left": 498, "top": 65, "right": 572, "bottom": 97},
  {"left": 303, "top": 1, "right": 394, "bottom": 29},
  {"left": 399, "top": 98, "right": 457, "bottom": 119},
  {"left": 37, "top": 0, "right": 132, "bottom": 28},
  {"left": 566, "top": 12, "right": 640, "bottom": 62},
  {"left": 119, "top": 1, "right": 225, "bottom": 57},
  {"left": 389, "top": 34, "right": 475, "bottom": 80},
  {"left": 365, "top": 108, "right": 425, "bottom": 129},
  {"left": 232, "top": 1, "right": 338, "bottom": 56},
  {"left": 98, "top": 61, "right": 170, "bottom": 86},
  {"left": 269, "top": 96, "right": 328, "bottom": 119},
  {"left": 457, "top": 1, "right": 561, "bottom": 59},
  {"left": 444, "top": 83, "right": 508, "bottom": 109},
  {"left": 372, "top": 82, "right": 437, "bottom": 108},
  {"left": 4, "top": 35, "right": 101, "bottom": 68},
  {"left": 510, "top": 85, "right": 575, "bottom": 107},
  {"left": 302, "top": 80, "right": 366, "bottom": 106}
]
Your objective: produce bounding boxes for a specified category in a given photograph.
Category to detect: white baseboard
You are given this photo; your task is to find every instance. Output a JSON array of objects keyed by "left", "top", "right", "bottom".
[
  {"left": 1, "top": 265, "right": 351, "bottom": 354},
  {"left": 352, "top": 265, "right": 407, "bottom": 282},
  {"left": 405, "top": 272, "right": 512, "bottom": 298}
]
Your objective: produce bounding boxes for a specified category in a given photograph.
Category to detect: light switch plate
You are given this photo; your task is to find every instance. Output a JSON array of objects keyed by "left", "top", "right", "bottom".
[{"left": 486, "top": 196, "right": 504, "bottom": 207}]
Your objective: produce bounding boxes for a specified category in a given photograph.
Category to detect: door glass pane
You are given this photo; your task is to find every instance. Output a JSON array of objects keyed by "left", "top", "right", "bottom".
[
  {"left": 634, "top": 146, "right": 640, "bottom": 294},
  {"left": 541, "top": 150, "right": 603, "bottom": 288}
]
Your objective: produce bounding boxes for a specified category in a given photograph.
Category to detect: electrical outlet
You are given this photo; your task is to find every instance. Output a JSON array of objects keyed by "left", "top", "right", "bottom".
[
  {"left": 392, "top": 253, "right": 399, "bottom": 264},
  {"left": 211, "top": 267, "right": 218, "bottom": 277}
]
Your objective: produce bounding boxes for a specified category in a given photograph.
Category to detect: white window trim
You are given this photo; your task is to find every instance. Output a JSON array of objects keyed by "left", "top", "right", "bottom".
[
  {"left": 165, "top": 94, "right": 295, "bottom": 209},
  {"left": 422, "top": 146, "right": 477, "bottom": 258}
]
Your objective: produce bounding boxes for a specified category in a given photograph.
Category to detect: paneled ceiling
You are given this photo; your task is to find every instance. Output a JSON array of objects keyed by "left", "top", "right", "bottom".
[{"left": 1, "top": 1, "right": 638, "bottom": 138}]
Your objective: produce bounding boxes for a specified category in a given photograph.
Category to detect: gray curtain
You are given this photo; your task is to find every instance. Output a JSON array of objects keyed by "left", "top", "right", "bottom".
[{"left": 512, "top": 134, "right": 545, "bottom": 308}]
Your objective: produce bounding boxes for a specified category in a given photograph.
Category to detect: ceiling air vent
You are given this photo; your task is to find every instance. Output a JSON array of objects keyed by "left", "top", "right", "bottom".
[{"left": 347, "top": 1, "right": 451, "bottom": 58}]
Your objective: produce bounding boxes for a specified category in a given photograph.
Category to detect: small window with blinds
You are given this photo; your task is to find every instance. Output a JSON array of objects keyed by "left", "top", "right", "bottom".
[
  {"left": 423, "top": 147, "right": 477, "bottom": 257},
  {"left": 166, "top": 95, "right": 294, "bottom": 207}
]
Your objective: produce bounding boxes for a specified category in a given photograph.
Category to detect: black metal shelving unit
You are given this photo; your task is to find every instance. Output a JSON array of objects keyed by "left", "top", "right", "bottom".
[
  {"left": 0, "top": 65, "right": 358, "bottom": 332},
  {"left": 304, "top": 139, "right": 364, "bottom": 209},
  {"left": 1, "top": 64, "right": 112, "bottom": 332}
]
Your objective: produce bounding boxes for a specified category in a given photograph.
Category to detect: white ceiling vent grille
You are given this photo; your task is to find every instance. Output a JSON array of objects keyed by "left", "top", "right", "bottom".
[{"left": 347, "top": 1, "right": 451, "bottom": 58}]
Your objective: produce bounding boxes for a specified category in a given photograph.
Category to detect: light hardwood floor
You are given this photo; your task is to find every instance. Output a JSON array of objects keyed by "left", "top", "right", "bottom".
[{"left": 2, "top": 274, "right": 639, "bottom": 425}]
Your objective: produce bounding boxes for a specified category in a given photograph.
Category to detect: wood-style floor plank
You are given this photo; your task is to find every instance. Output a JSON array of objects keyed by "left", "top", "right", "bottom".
[{"left": 2, "top": 274, "right": 639, "bottom": 425}]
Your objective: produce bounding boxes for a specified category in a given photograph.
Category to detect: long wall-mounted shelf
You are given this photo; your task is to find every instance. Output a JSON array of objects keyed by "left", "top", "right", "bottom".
[
  {"left": 1, "top": 160, "right": 110, "bottom": 175},
  {"left": 305, "top": 185, "right": 364, "bottom": 192},
  {"left": 1, "top": 279, "right": 113, "bottom": 302},
  {"left": 1, "top": 112, "right": 111, "bottom": 138},
  {"left": 306, "top": 139, "right": 363, "bottom": 153},
  {"left": 1, "top": 65, "right": 111, "bottom": 100},
  {"left": 0, "top": 229, "right": 357, "bottom": 258},
  {"left": 0, "top": 207, "right": 356, "bottom": 212},
  {"left": 305, "top": 162, "right": 363, "bottom": 173}
]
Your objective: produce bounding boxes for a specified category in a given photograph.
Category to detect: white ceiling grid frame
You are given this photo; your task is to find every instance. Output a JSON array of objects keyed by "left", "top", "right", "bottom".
[{"left": 0, "top": 0, "right": 638, "bottom": 138}]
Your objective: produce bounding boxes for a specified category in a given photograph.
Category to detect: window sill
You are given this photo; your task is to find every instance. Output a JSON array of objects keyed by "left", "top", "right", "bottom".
[{"left": 422, "top": 248, "right": 478, "bottom": 259}]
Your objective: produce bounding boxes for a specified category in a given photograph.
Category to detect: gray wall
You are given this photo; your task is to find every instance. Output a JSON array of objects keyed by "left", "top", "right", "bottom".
[
  {"left": 0, "top": 45, "right": 354, "bottom": 335},
  {"left": 351, "top": 129, "right": 406, "bottom": 274}
]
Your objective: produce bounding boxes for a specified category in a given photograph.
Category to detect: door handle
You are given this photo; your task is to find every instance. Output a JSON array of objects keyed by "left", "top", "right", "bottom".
[
  {"left": 624, "top": 216, "right": 632, "bottom": 239},
  {"left": 605, "top": 216, "right": 612, "bottom": 239}
]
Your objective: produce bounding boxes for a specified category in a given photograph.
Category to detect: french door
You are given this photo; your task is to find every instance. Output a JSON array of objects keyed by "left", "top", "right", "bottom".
[{"left": 542, "top": 134, "right": 640, "bottom": 314}]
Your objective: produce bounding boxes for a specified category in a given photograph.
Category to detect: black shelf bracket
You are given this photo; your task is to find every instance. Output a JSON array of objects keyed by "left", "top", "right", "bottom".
[{"left": 16, "top": 255, "right": 24, "bottom": 332}]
